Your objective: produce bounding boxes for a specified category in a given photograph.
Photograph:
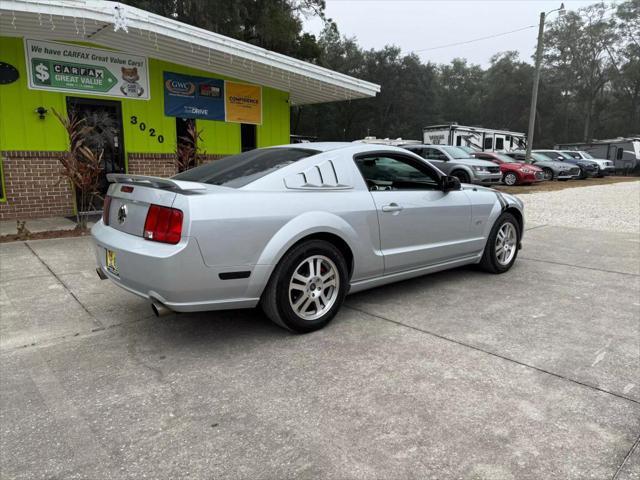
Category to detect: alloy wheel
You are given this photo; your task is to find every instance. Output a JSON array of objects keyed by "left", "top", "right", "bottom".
[
  {"left": 495, "top": 222, "right": 517, "bottom": 266},
  {"left": 504, "top": 172, "right": 517, "bottom": 186},
  {"left": 288, "top": 255, "right": 340, "bottom": 321}
]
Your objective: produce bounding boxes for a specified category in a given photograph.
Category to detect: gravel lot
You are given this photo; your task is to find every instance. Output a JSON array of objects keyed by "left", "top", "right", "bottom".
[{"left": 517, "top": 180, "right": 640, "bottom": 233}]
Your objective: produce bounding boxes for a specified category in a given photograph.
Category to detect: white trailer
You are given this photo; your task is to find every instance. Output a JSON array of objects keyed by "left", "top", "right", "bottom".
[
  {"left": 554, "top": 137, "right": 640, "bottom": 172},
  {"left": 355, "top": 136, "right": 422, "bottom": 146},
  {"left": 423, "top": 124, "right": 527, "bottom": 152}
]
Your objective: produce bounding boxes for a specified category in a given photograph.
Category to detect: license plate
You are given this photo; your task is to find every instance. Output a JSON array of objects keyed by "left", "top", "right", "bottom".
[{"left": 106, "top": 249, "right": 119, "bottom": 277}]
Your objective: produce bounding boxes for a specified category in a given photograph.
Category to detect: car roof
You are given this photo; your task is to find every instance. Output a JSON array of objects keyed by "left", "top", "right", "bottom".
[{"left": 270, "top": 142, "right": 419, "bottom": 155}]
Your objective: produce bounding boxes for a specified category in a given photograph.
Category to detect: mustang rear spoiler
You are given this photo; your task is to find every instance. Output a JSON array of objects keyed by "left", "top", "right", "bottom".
[{"left": 106, "top": 173, "right": 207, "bottom": 191}]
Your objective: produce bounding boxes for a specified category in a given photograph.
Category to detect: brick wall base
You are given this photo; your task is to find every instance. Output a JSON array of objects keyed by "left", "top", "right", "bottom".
[
  {"left": 127, "top": 153, "right": 177, "bottom": 178},
  {"left": 0, "top": 151, "right": 75, "bottom": 220},
  {"left": 0, "top": 151, "right": 228, "bottom": 221},
  {"left": 127, "top": 153, "right": 226, "bottom": 177}
]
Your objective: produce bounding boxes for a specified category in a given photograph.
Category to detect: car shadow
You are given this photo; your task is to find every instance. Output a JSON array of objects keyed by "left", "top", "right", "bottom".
[{"left": 115, "top": 263, "right": 513, "bottom": 355}]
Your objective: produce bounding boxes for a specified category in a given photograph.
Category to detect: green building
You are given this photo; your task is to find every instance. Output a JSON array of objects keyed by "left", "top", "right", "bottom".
[{"left": 0, "top": 0, "right": 379, "bottom": 219}]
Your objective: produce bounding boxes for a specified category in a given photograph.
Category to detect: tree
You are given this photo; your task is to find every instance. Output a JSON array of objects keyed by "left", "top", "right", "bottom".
[
  {"left": 544, "top": 3, "right": 617, "bottom": 141},
  {"left": 121, "top": 0, "right": 325, "bottom": 62}
]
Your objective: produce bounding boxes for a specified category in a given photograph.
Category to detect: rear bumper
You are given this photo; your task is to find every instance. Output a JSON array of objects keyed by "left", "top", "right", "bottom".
[{"left": 92, "top": 221, "right": 266, "bottom": 312}]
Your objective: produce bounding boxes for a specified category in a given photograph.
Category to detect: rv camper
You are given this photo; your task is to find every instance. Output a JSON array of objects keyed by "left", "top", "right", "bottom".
[
  {"left": 423, "top": 124, "right": 527, "bottom": 152},
  {"left": 355, "top": 137, "right": 422, "bottom": 146},
  {"left": 555, "top": 137, "right": 640, "bottom": 172}
]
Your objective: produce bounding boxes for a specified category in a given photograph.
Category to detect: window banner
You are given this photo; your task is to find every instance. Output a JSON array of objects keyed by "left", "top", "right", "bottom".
[
  {"left": 225, "top": 82, "right": 262, "bottom": 125},
  {"left": 25, "top": 39, "right": 149, "bottom": 100},
  {"left": 163, "top": 72, "right": 225, "bottom": 121}
]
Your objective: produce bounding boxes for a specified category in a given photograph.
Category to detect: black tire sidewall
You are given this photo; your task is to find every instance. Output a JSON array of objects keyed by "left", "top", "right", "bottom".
[
  {"left": 453, "top": 170, "right": 470, "bottom": 184},
  {"left": 543, "top": 168, "right": 553, "bottom": 180},
  {"left": 483, "top": 213, "right": 520, "bottom": 273},
  {"left": 272, "top": 240, "right": 348, "bottom": 333}
]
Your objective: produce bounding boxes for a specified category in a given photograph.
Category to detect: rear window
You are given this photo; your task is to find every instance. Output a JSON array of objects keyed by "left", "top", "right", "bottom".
[{"left": 173, "top": 147, "right": 318, "bottom": 188}]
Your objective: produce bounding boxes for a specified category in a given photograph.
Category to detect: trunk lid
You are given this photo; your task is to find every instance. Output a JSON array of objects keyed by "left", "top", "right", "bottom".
[{"left": 105, "top": 174, "right": 205, "bottom": 237}]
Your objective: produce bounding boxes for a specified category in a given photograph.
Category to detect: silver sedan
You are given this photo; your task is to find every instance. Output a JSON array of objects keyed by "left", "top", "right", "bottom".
[{"left": 93, "top": 143, "right": 524, "bottom": 332}]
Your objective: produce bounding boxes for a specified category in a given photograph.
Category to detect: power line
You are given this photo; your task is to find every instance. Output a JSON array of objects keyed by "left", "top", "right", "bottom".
[{"left": 411, "top": 24, "right": 536, "bottom": 53}]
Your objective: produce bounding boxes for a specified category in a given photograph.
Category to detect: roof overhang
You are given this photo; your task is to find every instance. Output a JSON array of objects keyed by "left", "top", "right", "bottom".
[{"left": 0, "top": 0, "right": 380, "bottom": 105}]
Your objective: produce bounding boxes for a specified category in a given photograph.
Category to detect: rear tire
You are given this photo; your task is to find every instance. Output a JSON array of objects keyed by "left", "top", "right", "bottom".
[
  {"left": 479, "top": 212, "right": 520, "bottom": 274},
  {"left": 452, "top": 170, "right": 470, "bottom": 184},
  {"left": 261, "top": 239, "right": 348, "bottom": 333}
]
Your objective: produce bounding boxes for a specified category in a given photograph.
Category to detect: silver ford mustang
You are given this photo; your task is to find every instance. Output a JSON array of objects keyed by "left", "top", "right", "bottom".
[{"left": 93, "top": 143, "right": 524, "bottom": 332}]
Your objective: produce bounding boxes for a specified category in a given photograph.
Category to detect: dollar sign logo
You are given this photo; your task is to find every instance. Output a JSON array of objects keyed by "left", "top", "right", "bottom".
[{"left": 35, "top": 63, "right": 49, "bottom": 82}]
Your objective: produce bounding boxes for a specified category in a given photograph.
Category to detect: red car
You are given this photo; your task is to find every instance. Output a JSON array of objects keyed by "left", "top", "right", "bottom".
[{"left": 472, "top": 152, "right": 545, "bottom": 185}]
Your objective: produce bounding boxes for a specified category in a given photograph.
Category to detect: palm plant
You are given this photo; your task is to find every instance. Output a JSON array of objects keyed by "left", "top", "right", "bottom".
[
  {"left": 175, "top": 121, "right": 205, "bottom": 173},
  {"left": 53, "top": 108, "right": 104, "bottom": 229}
]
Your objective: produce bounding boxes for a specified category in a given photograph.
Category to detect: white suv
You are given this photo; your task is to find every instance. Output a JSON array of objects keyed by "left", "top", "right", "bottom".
[{"left": 560, "top": 150, "right": 615, "bottom": 177}]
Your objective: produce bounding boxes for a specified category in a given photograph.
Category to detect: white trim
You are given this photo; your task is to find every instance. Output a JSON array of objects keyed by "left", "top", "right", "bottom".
[{"left": 0, "top": 0, "right": 380, "bottom": 105}]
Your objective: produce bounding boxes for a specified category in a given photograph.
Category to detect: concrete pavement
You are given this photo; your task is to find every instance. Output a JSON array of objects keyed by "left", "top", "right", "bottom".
[{"left": 0, "top": 224, "right": 638, "bottom": 479}]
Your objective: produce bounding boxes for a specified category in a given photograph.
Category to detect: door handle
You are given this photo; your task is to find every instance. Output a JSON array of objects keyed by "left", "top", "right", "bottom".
[{"left": 382, "top": 203, "right": 403, "bottom": 213}]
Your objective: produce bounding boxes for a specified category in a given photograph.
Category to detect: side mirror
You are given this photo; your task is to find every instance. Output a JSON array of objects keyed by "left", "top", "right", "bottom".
[{"left": 441, "top": 175, "right": 461, "bottom": 192}]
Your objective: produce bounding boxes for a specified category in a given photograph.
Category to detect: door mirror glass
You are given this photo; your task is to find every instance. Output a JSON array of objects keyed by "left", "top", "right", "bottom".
[{"left": 440, "top": 175, "right": 461, "bottom": 192}]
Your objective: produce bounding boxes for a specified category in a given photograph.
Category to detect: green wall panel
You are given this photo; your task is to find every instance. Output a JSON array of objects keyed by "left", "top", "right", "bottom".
[{"left": 0, "top": 36, "right": 290, "bottom": 157}]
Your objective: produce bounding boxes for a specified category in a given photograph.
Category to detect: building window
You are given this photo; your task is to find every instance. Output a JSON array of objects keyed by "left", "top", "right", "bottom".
[
  {"left": 484, "top": 137, "right": 493, "bottom": 150},
  {"left": 495, "top": 137, "right": 504, "bottom": 150}
]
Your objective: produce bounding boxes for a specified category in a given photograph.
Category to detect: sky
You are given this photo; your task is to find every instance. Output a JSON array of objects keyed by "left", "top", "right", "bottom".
[{"left": 303, "top": 0, "right": 598, "bottom": 66}]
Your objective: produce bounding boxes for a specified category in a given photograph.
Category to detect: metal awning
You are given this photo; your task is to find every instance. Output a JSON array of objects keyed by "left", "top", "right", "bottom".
[{"left": 0, "top": 0, "right": 380, "bottom": 105}]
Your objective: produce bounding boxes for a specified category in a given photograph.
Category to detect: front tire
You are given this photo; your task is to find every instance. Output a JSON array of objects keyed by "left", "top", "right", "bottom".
[
  {"left": 261, "top": 239, "right": 348, "bottom": 333},
  {"left": 503, "top": 172, "right": 518, "bottom": 186},
  {"left": 542, "top": 168, "right": 554, "bottom": 181},
  {"left": 452, "top": 170, "right": 470, "bottom": 184},
  {"left": 479, "top": 212, "right": 520, "bottom": 274},
  {"left": 578, "top": 166, "right": 588, "bottom": 179}
]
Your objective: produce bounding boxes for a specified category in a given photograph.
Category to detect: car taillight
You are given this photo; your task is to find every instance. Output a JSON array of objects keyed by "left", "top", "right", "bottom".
[
  {"left": 143, "top": 205, "right": 183, "bottom": 244},
  {"left": 103, "top": 195, "right": 112, "bottom": 225}
]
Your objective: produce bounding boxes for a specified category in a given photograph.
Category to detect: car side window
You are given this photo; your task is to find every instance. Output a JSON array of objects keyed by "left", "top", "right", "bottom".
[
  {"left": 354, "top": 154, "right": 440, "bottom": 191},
  {"left": 423, "top": 148, "right": 448, "bottom": 161},
  {"left": 406, "top": 147, "right": 424, "bottom": 158}
]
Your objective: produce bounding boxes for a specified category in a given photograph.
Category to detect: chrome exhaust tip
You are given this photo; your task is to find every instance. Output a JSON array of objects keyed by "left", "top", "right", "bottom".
[
  {"left": 151, "top": 301, "right": 171, "bottom": 318},
  {"left": 96, "top": 267, "right": 108, "bottom": 280}
]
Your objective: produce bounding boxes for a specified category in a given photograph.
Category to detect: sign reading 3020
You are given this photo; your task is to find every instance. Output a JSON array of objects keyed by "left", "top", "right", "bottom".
[{"left": 25, "top": 39, "right": 150, "bottom": 100}]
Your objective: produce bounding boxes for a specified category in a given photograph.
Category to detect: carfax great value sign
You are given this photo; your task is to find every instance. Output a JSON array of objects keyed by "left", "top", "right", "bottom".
[{"left": 25, "top": 39, "right": 150, "bottom": 100}]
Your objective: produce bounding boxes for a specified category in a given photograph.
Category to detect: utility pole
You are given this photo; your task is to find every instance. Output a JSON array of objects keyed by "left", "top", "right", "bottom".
[
  {"left": 525, "top": 3, "right": 565, "bottom": 163},
  {"left": 525, "top": 12, "right": 546, "bottom": 163}
]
